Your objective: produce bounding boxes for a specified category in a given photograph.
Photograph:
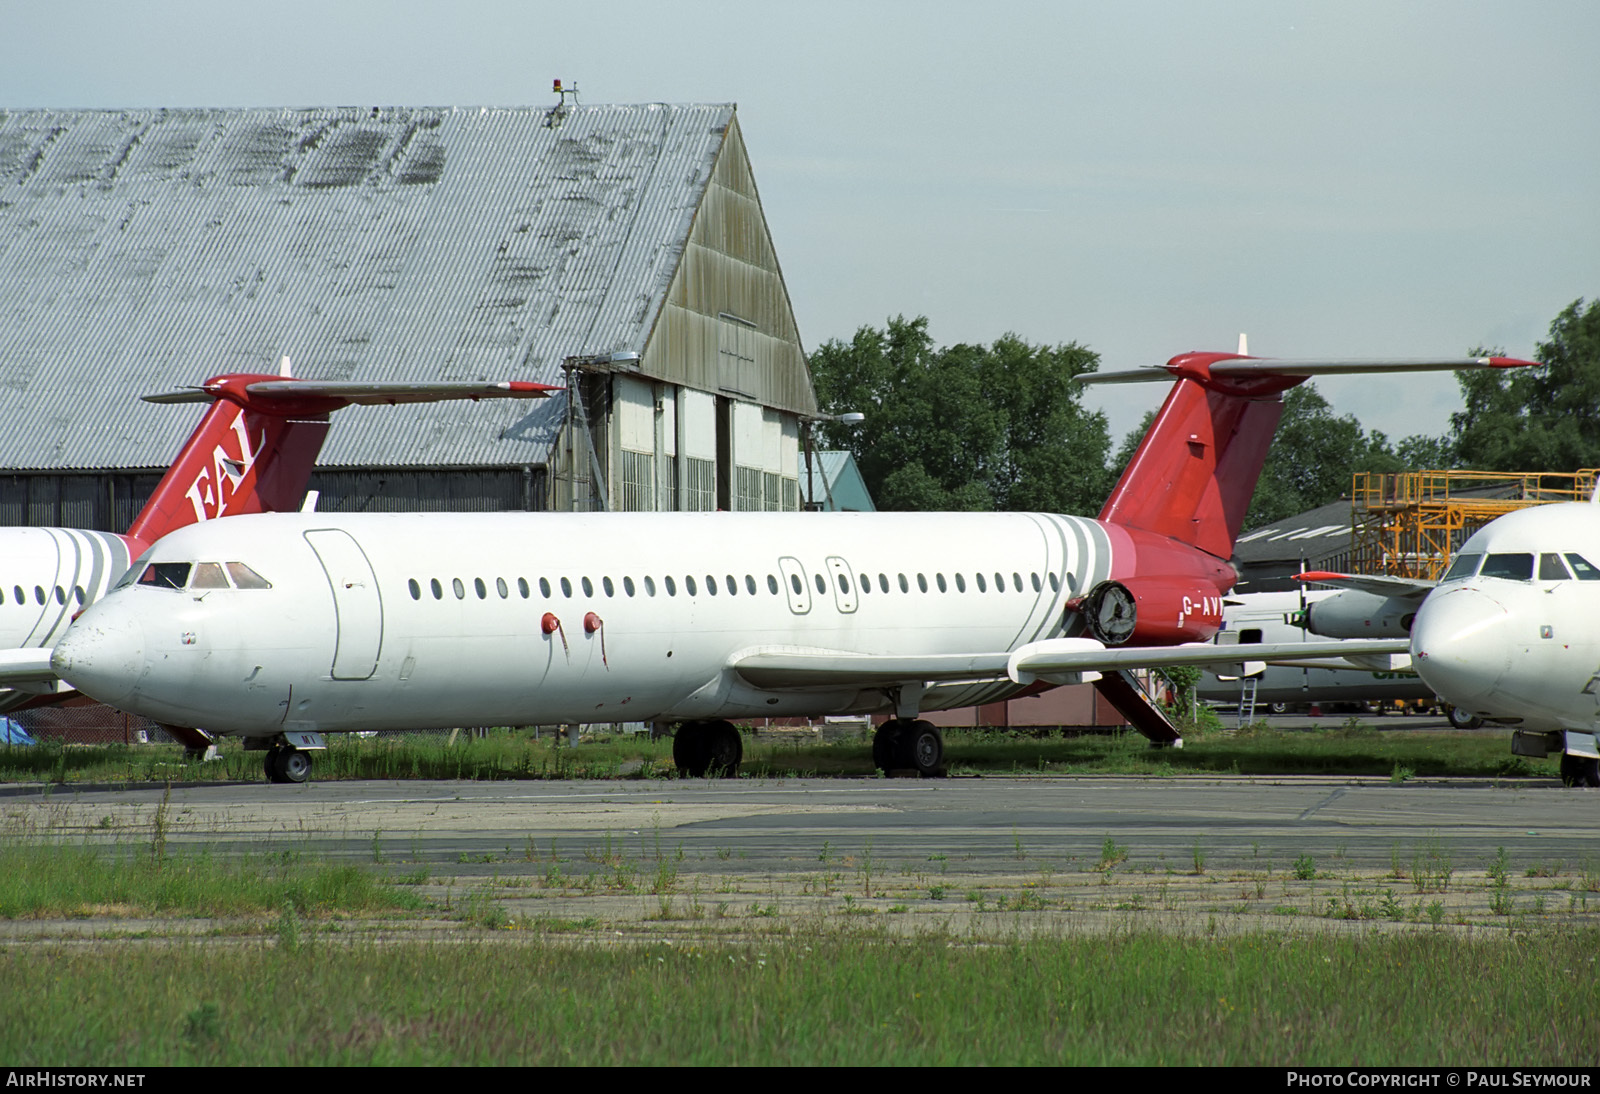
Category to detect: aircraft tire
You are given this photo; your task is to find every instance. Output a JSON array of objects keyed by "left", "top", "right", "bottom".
[
  {"left": 1559, "top": 753, "right": 1600, "bottom": 789},
  {"left": 704, "top": 719, "right": 743, "bottom": 778},
  {"left": 673, "top": 722, "right": 711, "bottom": 777},
  {"left": 278, "top": 749, "right": 312, "bottom": 784},
  {"left": 1268, "top": 702, "right": 1291, "bottom": 715},
  {"left": 902, "top": 720, "right": 944, "bottom": 777},
  {"left": 1446, "top": 706, "right": 1483, "bottom": 730},
  {"left": 872, "top": 721, "right": 907, "bottom": 775}
]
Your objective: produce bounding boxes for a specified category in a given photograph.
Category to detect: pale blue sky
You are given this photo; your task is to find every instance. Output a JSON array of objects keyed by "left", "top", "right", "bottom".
[{"left": 4, "top": 0, "right": 1595, "bottom": 448}]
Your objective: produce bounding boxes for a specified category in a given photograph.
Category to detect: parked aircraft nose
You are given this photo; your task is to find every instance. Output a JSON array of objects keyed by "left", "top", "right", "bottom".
[
  {"left": 52, "top": 600, "right": 146, "bottom": 708},
  {"left": 1410, "top": 587, "right": 1512, "bottom": 709}
]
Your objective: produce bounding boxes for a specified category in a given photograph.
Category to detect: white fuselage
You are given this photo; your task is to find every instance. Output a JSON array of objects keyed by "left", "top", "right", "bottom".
[
  {"left": 1200, "top": 590, "right": 1430, "bottom": 706},
  {"left": 1409, "top": 502, "right": 1600, "bottom": 732},
  {"left": 55, "top": 510, "right": 1168, "bottom": 736},
  {"left": 0, "top": 527, "right": 132, "bottom": 710}
]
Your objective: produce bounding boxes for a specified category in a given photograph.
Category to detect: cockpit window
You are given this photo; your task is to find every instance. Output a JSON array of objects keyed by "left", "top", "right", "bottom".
[
  {"left": 1442, "top": 554, "right": 1481, "bottom": 581},
  {"left": 137, "top": 562, "right": 192, "bottom": 590},
  {"left": 1480, "top": 553, "right": 1533, "bottom": 581},
  {"left": 1565, "top": 553, "right": 1600, "bottom": 581},
  {"left": 226, "top": 563, "right": 271, "bottom": 589},
  {"left": 190, "top": 563, "right": 229, "bottom": 589},
  {"left": 1539, "top": 553, "right": 1572, "bottom": 581}
]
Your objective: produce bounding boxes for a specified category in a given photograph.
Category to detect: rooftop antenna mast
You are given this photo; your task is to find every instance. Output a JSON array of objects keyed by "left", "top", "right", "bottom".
[{"left": 545, "top": 79, "right": 580, "bottom": 128}]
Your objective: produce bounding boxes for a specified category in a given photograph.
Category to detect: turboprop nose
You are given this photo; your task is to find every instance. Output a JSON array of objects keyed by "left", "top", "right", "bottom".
[
  {"left": 1410, "top": 587, "right": 1512, "bottom": 709},
  {"left": 52, "top": 599, "right": 146, "bottom": 707}
]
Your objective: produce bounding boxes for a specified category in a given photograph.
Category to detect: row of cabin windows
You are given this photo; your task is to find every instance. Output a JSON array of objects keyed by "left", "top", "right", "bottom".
[
  {"left": 0, "top": 584, "right": 86, "bottom": 608},
  {"left": 407, "top": 569, "right": 1062, "bottom": 602}
]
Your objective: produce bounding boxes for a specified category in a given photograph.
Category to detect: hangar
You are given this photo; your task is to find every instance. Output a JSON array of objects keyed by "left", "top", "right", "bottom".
[{"left": 0, "top": 101, "right": 816, "bottom": 526}]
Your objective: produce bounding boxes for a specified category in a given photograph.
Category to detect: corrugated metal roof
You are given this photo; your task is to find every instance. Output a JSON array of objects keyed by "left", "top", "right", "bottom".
[{"left": 0, "top": 103, "right": 735, "bottom": 470}]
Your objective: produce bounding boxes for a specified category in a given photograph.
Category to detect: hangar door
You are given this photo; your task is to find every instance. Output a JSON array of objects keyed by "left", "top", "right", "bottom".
[{"left": 304, "top": 528, "right": 383, "bottom": 680}]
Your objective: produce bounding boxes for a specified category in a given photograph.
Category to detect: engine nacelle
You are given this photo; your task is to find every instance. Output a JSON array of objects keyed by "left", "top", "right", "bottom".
[
  {"left": 1083, "top": 578, "right": 1226, "bottom": 646},
  {"left": 1304, "top": 590, "right": 1418, "bottom": 639}
]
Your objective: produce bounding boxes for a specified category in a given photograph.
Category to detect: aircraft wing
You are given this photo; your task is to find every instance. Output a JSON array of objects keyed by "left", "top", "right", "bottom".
[
  {"left": 732, "top": 637, "right": 1413, "bottom": 690},
  {"left": 1295, "top": 570, "right": 1436, "bottom": 599},
  {"left": 144, "top": 379, "right": 560, "bottom": 405},
  {"left": 1084, "top": 356, "right": 1535, "bottom": 385},
  {"left": 0, "top": 648, "right": 59, "bottom": 689}
]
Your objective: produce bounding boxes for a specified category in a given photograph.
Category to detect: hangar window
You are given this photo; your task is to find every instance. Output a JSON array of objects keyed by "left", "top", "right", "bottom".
[
  {"left": 1442, "top": 554, "right": 1481, "bottom": 582},
  {"left": 581, "top": 577, "right": 594, "bottom": 597},
  {"left": 408, "top": 579, "right": 421, "bottom": 601},
  {"left": 430, "top": 578, "right": 443, "bottom": 600},
  {"left": 1481, "top": 554, "right": 1533, "bottom": 581},
  {"left": 474, "top": 578, "right": 487, "bottom": 599},
  {"left": 664, "top": 576, "right": 677, "bottom": 596},
  {"left": 1539, "top": 554, "right": 1571, "bottom": 581},
  {"left": 518, "top": 577, "right": 530, "bottom": 598},
  {"left": 137, "top": 563, "right": 191, "bottom": 591},
  {"left": 497, "top": 577, "right": 509, "bottom": 599},
  {"left": 452, "top": 578, "right": 466, "bottom": 600},
  {"left": 644, "top": 576, "right": 657, "bottom": 596},
  {"left": 1565, "top": 553, "right": 1600, "bottom": 581},
  {"left": 603, "top": 577, "right": 615, "bottom": 598},
  {"left": 685, "top": 576, "right": 698, "bottom": 596},
  {"left": 623, "top": 576, "right": 636, "bottom": 597},
  {"left": 976, "top": 572, "right": 987, "bottom": 593}
]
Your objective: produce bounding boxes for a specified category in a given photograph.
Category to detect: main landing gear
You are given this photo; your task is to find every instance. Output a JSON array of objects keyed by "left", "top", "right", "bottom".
[
  {"left": 265, "top": 747, "right": 313, "bottom": 784},
  {"left": 872, "top": 718, "right": 944, "bottom": 778},
  {"left": 1559, "top": 753, "right": 1600, "bottom": 789},
  {"left": 673, "top": 719, "right": 743, "bottom": 778}
]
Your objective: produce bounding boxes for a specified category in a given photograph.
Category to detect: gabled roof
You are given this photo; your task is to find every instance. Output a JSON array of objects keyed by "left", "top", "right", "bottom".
[{"left": 0, "top": 104, "right": 736, "bottom": 469}]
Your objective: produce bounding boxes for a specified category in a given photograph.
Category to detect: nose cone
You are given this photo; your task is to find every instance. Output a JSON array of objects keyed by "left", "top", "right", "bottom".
[
  {"left": 52, "top": 600, "right": 146, "bottom": 707},
  {"left": 1410, "top": 587, "right": 1512, "bottom": 709}
]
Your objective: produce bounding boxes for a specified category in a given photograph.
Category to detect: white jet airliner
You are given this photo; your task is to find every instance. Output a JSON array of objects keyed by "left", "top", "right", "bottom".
[
  {"left": 0, "top": 362, "right": 556, "bottom": 726},
  {"left": 46, "top": 351, "right": 1529, "bottom": 782}
]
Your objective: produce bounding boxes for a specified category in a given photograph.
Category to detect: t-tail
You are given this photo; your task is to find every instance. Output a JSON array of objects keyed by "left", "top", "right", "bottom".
[
  {"left": 124, "top": 358, "right": 560, "bottom": 549},
  {"left": 1084, "top": 351, "right": 1537, "bottom": 561}
]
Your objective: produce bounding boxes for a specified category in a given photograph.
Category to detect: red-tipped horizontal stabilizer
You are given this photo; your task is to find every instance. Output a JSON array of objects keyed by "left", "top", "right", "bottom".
[
  {"left": 125, "top": 372, "right": 557, "bottom": 547},
  {"left": 1090, "top": 352, "right": 1537, "bottom": 561}
]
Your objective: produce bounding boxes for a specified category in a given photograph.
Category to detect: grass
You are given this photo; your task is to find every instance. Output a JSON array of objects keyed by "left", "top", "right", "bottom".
[
  {"left": 0, "top": 722, "right": 1558, "bottom": 784},
  {"left": 1, "top": 931, "right": 1594, "bottom": 1065}
]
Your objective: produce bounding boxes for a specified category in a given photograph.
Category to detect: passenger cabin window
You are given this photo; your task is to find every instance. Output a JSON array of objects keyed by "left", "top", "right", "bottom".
[
  {"left": 1565, "top": 553, "right": 1600, "bottom": 580},
  {"left": 1539, "top": 554, "right": 1572, "bottom": 581},
  {"left": 409, "top": 579, "right": 421, "bottom": 600},
  {"left": 1442, "top": 554, "right": 1482, "bottom": 582},
  {"left": 1480, "top": 553, "right": 1533, "bottom": 581}
]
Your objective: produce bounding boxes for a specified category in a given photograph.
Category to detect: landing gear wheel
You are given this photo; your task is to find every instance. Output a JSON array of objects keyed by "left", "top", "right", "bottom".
[
  {"left": 901, "top": 720, "right": 944, "bottom": 777},
  {"left": 1447, "top": 706, "right": 1483, "bottom": 730},
  {"left": 265, "top": 748, "right": 312, "bottom": 784},
  {"left": 673, "top": 721, "right": 741, "bottom": 778},
  {"left": 872, "top": 721, "right": 907, "bottom": 775},
  {"left": 1268, "top": 702, "right": 1291, "bottom": 715},
  {"left": 1559, "top": 753, "right": 1600, "bottom": 788}
]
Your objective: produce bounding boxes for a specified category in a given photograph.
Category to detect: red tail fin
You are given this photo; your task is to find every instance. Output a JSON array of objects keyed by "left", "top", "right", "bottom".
[
  {"left": 125, "top": 374, "right": 331, "bottom": 546},
  {"left": 1088, "top": 352, "right": 1537, "bottom": 561},
  {"left": 123, "top": 371, "right": 559, "bottom": 548}
]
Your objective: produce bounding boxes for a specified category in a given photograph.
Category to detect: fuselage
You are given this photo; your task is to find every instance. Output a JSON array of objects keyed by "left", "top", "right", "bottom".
[
  {"left": 1409, "top": 502, "right": 1600, "bottom": 731},
  {"left": 53, "top": 510, "right": 1236, "bottom": 735},
  {"left": 0, "top": 527, "right": 134, "bottom": 711}
]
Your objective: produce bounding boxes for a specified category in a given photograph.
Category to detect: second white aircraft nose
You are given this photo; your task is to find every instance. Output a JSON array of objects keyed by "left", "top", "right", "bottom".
[
  {"left": 51, "top": 600, "right": 146, "bottom": 708},
  {"left": 1410, "top": 586, "right": 1513, "bottom": 709}
]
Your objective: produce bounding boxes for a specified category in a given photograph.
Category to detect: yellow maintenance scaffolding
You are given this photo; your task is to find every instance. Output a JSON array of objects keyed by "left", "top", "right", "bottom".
[{"left": 1349, "top": 469, "right": 1600, "bottom": 579}]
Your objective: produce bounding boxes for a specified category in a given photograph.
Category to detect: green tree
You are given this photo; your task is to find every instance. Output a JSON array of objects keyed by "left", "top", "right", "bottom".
[
  {"left": 1449, "top": 299, "right": 1600, "bottom": 472},
  {"left": 807, "top": 317, "right": 1112, "bottom": 514}
]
